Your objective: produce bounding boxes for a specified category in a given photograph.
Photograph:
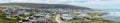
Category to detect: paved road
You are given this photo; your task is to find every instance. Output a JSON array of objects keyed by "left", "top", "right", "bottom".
[{"left": 55, "top": 14, "right": 64, "bottom": 23}]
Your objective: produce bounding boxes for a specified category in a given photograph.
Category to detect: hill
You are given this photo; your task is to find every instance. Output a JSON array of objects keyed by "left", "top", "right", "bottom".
[{"left": 0, "top": 3, "right": 92, "bottom": 10}]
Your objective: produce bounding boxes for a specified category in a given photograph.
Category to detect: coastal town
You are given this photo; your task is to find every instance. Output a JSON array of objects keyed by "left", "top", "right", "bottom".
[{"left": 0, "top": 6, "right": 118, "bottom": 23}]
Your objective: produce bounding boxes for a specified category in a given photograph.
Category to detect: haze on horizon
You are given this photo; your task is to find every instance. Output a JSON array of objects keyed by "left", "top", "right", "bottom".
[{"left": 0, "top": 0, "right": 120, "bottom": 9}]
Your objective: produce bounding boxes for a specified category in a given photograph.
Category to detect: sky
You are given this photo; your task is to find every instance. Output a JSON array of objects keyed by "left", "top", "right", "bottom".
[{"left": 0, "top": 0, "right": 120, "bottom": 9}]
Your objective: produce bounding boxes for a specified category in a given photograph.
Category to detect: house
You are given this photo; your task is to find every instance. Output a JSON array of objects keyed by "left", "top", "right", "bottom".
[
  {"left": 21, "top": 9, "right": 33, "bottom": 12},
  {"left": 79, "top": 12, "right": 88, "bottom": 16},
  {"left": 19, "top": 20, "right": 32, "bottom": 23},
  {"left": 29, "top": 17, "right": 47, "bottom": 23},
  {"left": 6, "top": 8, "right": 16, "bottom": 12},
  {"left": 34, "top": 13, "right": 47, "bottom": 17},
  {"left": 29, "top": 13, "right": 47, "bottom": 22},
  {"left": 62, "top": 14, "right": 73, "bottom": 20},
  {"left": 6, "top": 15, "right": 12, "bottom": 18},
  {"left": 79, "top": 12, "right": 93, "bottom": 20},
  {"left": 62, "top": 16, "right": 73, "bottom": 20},
  {"left": 59, "top": 10, "right": 69, "bottom": 14},
  {"left": 73, "top": 16, "right": 82, "bottom": 20},
  {"left": 21, "top": 22, "right": 32, "bottom": 23},
  {"left": 19, "top": 16, "right": 47, "bottom": 23},
  {"left": 18, "top": 10, "right": 32, "bottom": 15},
  {"left": 84, "top": 16, "right": 93, "bottom": 20},
  {"left": 5, "top": 8, "right": 17, "bottom": 18},
  {"left": 5, "top": 8, "right": 16, "bottom": 14}
]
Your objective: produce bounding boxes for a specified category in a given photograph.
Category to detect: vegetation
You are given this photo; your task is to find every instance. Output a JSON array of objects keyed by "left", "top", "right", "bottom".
[
  {"left": 0, "top": 11, "right": 19, "bottom": 23},
  {"left": 51, "top": 14, "right": 57, "bottom": 23},
  {"left": 0, "top": 8, "right": 6, "bottom": 10},
  {"left": 88, "top": 13, "right": 97, "bottom": 17}
]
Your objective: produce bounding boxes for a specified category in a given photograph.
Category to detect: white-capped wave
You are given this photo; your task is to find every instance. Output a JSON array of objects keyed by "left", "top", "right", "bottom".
[{"left": 101, "top": 12, "right": 120, "bottom": 21}]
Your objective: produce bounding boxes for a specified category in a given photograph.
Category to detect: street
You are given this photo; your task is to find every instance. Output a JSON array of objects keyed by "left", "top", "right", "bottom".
[{"left": 55, "top": 14, "right": 64, "bottom": 23}]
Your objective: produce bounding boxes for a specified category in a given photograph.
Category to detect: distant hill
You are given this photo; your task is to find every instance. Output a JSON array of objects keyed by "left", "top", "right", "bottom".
[{"left": 0, "top": 3, "right": 92, "bottom": 10}]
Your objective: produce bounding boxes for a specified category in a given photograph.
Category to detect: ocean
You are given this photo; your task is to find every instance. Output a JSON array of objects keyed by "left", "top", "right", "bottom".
[{"left": 101, "top": 9, "right": 120, "bottom": 21}]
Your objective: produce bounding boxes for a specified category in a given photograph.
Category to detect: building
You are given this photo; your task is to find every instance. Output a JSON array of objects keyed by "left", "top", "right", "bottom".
[
  {"left": 6, "top": 15, "right": 12, "bottom": 18},
  {"left": 19, "top": 20, "right": 32, "bottom": 23},
  {"left": 79, "top": 12, "right": 88, "bottom": 16},
  {"left": 29, "top": 16, "right": 47, "bottom": 23},
  {"left": 34, "top": 13, "right": 47, "bottom": 17},
  {"left": 73, "top": 16, "right": 82, "bottom": 20},
  {"left": 21, "top": 22, "right": 32, "bottom": 23},
  {"left": 62, "top": 14, "right": 73, "bottom": 20}
]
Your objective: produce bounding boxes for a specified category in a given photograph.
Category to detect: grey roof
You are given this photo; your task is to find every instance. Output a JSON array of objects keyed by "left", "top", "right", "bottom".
[{"left": 62, "top": 15, "right": 73, "bottom": 20}]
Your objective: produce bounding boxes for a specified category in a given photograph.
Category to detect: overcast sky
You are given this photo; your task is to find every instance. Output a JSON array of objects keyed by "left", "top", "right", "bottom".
[{"left": 0, "top": 0, "right": 120, "bottom": 9}]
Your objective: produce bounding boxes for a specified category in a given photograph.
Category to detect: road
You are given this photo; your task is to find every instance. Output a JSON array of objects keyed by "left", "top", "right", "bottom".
[{"left": 55, "top": 14, "right": 64, "bottom": 23}]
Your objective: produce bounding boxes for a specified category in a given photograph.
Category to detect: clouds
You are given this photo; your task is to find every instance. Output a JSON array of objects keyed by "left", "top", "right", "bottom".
[
  {"left": 0, "top": 0, "right": 120, "bottom": 9},
  {"left": 0, "top": 0, "right": 14, "bottom": 3},
  {"left": 0, "top": 0, "right": 118, "bottom": 5}
]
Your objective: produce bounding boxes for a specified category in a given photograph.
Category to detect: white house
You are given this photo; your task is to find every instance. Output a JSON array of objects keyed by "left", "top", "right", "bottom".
[{"left": 62, "top": 14, "right": 73, "bottom": 20}]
